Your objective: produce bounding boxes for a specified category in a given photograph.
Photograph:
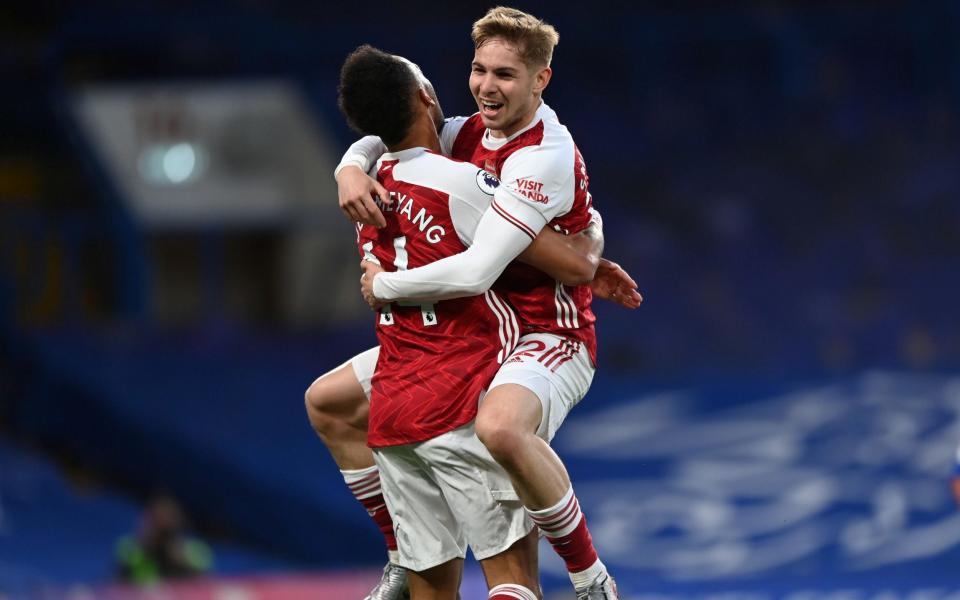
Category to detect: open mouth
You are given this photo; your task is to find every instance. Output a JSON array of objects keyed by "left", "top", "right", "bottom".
[{"left": 480, "top": 100, "right": 504, "bottom": 117}]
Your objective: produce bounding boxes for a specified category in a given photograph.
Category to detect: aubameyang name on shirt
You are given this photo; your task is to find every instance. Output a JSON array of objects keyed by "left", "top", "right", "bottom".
[
  {"left": 513, "top": 178, "right": 549, "bottom": 203},
  {"left": 377, "top": 191, "right": 447, "bottom": 243}
]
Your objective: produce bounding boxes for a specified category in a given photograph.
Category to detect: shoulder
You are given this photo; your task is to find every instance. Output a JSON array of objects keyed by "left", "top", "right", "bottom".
[
  {"left": 501, "top": 136, "right": 574, "bottom": 183},
  {"left": 501, "top": 105, "right": 575, "bottom": 176},
  {"left": 394, "top": 152, "right": 495, "bottom": 203},
  {"left": 451, "top": 113, "right": 484, "bottom": 137},
  {"left": 448, "top": 113, "right": 485, "bottom": 156}
]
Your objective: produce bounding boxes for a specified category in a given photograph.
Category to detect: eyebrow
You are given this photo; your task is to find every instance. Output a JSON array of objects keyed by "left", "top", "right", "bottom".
[{"left": 472, "top": 62, "right": 518, "bottom": 75}]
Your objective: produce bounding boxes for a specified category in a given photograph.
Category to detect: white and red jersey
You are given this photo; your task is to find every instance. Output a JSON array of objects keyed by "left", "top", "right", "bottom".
[
  {"left": 441, "top": 103, "right": 598, "bottom": 363},
  {"left": 358, "top": 147, "right": 518, "bottom": 448}
]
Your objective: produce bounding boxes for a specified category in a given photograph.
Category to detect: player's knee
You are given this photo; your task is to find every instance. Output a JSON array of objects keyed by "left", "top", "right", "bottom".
[
  {"left": 476, "top": 414, "right": 525, "bottom": 464},
  {"left": 304, "top": 380, "right": 339, "bottom": 434}
]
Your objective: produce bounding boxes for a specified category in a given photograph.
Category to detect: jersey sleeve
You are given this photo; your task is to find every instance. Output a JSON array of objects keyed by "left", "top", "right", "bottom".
[
  {"left": 372, "top": 204, "right": 532, "bottom": 301},
  {"left": 446, "top": 166, "right": 498, "bottom": 246},
  {"left": 439, "top": 116, "right": 469, "bottom": 157},
  {"left": 492, "top": 144, "right": 576, "bottom": 240},
  {"left": 334, "top": 136, "right": 387, "bottom": 177}
]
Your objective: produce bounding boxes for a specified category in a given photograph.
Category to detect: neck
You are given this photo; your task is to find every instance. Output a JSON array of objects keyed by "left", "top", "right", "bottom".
[{"left": 386, "top": 116, "right": 441, "bottom": 154}]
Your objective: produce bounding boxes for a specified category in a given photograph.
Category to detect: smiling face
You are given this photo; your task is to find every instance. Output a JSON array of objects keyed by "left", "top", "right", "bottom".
[{"left": 470, "top": 37, "right": 551, "bottom": 139}]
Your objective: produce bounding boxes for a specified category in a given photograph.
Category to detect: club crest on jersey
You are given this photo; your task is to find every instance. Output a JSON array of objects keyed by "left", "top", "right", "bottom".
[{"left": 476, "top": 169, "right": 500, "bottom": 195}]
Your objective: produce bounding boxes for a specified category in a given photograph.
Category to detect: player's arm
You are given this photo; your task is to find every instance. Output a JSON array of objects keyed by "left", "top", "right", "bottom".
[
  {"left": 335, "top": 118, "right": 469, "bottom": 227},
  {"left": 495, "top": 219, "right": 642, "bottom": 309},
  {"left": 518, "top": 220, "right": 602, "bottom": 286},
  {"left": 369, "top": 206, "right": 533, "bottom": 303},
  {"left": 335, "top": 136, "right": 389, "bottom": 228},
  {"left": 368, "top": 148, "right": 575, "bottom": 303}
]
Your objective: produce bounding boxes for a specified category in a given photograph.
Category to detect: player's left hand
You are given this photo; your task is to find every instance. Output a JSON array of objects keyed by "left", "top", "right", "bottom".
[
  {"left": 360, "top": 260, "right": 388, "bottom": 310},
  {"left": 591, "top": 258, "right": 643, "bottom": 309}
]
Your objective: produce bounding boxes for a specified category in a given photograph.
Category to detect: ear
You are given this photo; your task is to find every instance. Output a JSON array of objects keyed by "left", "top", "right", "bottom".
[
  {"left": 418, "top": 88, "right": 436, "bottom": 107},
  {"left": 533, "top": 66, "right": 552, "bottom": 94}
]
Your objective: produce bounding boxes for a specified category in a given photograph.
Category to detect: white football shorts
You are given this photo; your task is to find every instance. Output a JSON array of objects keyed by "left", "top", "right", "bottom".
[
  {"left": 488, "top": 332, "right": 595, "bottom": 442},
  {"left": 348, "top": 346, "right": 380, "bottom": 399},
  {"left": 372, "top": 422, "right": 534, "bottom": 572},
  {"left": 348, "top": 332, "right": 594, "bottom": 443}
]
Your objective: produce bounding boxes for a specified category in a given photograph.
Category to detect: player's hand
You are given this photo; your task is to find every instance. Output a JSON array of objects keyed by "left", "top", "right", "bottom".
[
  {"left": 360, "top": 260, "right": 388, "bottom": 310},
  {"left": 337, "top": 165, "right": 389, "bottom": 228},
  {"left": 591, "top": 258, "right": 643, "bottom": 309}
]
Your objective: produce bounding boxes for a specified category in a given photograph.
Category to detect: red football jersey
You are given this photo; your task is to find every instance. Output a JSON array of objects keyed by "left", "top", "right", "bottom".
[
  {"left": 443, "top": 103, "right": 598, "bottom": 364},
  {"left": 358, "top": 147, "right": 518, "bottom": 448}
]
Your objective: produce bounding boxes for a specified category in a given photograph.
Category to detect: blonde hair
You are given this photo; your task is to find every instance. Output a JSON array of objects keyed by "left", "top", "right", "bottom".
[{"left": 471, "top": 6, "right": 559, "bottom": 68}]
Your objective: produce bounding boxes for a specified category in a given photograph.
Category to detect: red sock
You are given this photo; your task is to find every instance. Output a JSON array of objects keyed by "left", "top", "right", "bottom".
[
  {"left": 342, "top": 466, "right": 397, "bottom": 552},
  {"left": 527, "top": 487, "right": 598, "bottom": 573}
]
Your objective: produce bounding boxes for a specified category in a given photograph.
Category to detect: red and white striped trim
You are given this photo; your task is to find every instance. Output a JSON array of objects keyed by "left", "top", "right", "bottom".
[
  {"left": 488, "top": 583, "right": 538, "bottom": 600},
  {"left": 528, "top": 489, "right": 583, "bottom": 539},
  {"left": 554, "top": 281, "right": 579, "bottom": 329},
  {"left": 491, "top": 199, "right": 537, "bottom": 240},
  {"left": 484, "top": 290, "right": 520, "bottom": 363},
  {"left": 342, "top": 467, "right": 382, "bottom": 501}
]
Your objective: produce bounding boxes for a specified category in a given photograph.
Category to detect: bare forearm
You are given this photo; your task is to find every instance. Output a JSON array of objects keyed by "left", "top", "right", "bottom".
[{"left": 518, "top": 222, "right": 602, "bottom": 285}]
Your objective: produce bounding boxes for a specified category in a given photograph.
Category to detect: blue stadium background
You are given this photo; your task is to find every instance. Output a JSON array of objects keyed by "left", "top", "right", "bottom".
[{"left": 1, "top": 1, "right": 959, "bottom": 598}]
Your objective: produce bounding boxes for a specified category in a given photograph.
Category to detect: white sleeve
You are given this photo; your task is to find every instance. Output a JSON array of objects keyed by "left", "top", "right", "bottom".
[
  {"left": 448, "top": 189, "right": 489, "bottom": 247},
  {"left": 447, "top": 167, "right": 497, "bottom": 246},
  {"left": 439, "top": 116, "right": 470, "bottom": 157},
  {"left": 334, "top": 136, "right": 387, "bottom": 177},
  {"left": 491, "top": 144, "right": 576, "bottom": 238},
  {"left": 372, "top": 206, "right": 532, "bottom": 301}
]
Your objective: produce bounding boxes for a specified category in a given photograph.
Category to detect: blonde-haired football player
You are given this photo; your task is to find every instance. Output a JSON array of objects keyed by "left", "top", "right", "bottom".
[{"left": 339, "top": 7, "right": 628, "bottom": 598}]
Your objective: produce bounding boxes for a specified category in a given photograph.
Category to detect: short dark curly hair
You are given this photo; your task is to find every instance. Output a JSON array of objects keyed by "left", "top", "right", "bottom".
[{"left": 338, "top": 45, "right": 420, "bottom": 147}]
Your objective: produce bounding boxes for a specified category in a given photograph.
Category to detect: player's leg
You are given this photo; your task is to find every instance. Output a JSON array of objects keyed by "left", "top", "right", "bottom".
[
  {"left": 475, "top": 335, "right": 618, "bottom": 598},
  {"left": 478, "top": 530, "right": 540, "bottom": 600},
  {"left": 304, "top": 348, "right": 377, "bottom": 469},
  {"left": 422, "top": 425, "right": 541, "bottom": 599},
  {"left": 304, "top": 347, "right": 407, "bottom": 599},
  {"left": 475, "top": 383, "right": 569, "bottom": 506},
  {"left": 375, "top": 444, "right": 468, "bottom": 600},
  {"left": 406, "top": 559, "right": 464, "bottom": 600}
]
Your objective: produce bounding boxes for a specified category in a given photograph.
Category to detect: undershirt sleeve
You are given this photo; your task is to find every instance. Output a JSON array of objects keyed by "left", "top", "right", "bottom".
[
  {"left": 334, "top": 136, "right": 387, "bottom": 177},
  {"left": 373, "top": 206, "right": 533, "bottom": 301}
]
